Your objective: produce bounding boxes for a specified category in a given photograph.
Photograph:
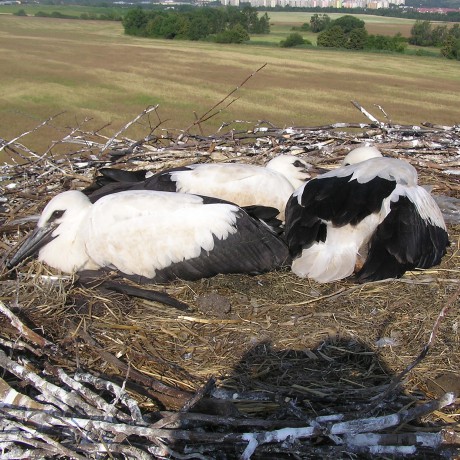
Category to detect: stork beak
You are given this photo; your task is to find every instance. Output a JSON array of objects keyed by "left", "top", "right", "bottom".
[{"left": 7, "top": 224, "right": 56, "bottom": 269}]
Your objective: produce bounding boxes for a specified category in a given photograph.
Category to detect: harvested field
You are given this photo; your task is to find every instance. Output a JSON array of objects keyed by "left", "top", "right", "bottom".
[
  {"left": 0, "top": 98, "right": 460, "bottom": 458},
  {"left": 2, "top": 14, "right": 460, "bottom": 164}
]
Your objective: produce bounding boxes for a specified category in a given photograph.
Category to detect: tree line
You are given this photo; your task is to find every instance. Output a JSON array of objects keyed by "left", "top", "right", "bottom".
[
  {"left": 289, "top": 14, "right": 407, "bottom": 52},
  {"left": 122, "top": 6, "right": 269, "bottom": 43},
  {"left": 409, "top": 20, "right": 460, "bottom": 59},
  {"left": 13, "top": 8, "right": 122, "bottom": 21},
  {"left": 287, "top": 13, "right": 460, "bottom": 59}
]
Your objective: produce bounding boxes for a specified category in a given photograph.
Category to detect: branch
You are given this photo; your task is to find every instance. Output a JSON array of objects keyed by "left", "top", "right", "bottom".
[
  {"left": 100, "top": 105, "right": 159, "bottom": 153},
  {"left": 0, "top": 301, "right": 56, "bottom": 354},
  {"left": 351, "top": 100, "right": 384, "bottom": 127},
  {"left": 0, "top": 112, "right": 65, "bottom": 153},
  {"left": 181, "top": 63, "right": 267, "bottom": 136}
]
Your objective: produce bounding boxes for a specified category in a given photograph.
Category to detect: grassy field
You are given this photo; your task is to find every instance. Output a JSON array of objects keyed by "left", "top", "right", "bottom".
[
  {"left": 0, "top": 4, "right": 126, "bottom": 17},
  {"left": 1, "top": 13, "right": 460, "bottom": 161}
]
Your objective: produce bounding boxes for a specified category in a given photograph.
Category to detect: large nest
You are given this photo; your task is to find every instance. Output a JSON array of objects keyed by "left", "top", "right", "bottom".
[{"left": 1, "top": 101, "right": 460, "bottom": 459}]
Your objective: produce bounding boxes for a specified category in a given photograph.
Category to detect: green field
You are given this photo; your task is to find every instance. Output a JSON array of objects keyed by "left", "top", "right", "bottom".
[{"left": 0, "top": 13, "right": 459, "bottom": 161}]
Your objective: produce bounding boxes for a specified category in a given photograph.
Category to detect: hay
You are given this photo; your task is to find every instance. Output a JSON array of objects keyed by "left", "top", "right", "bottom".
[{"left": 1, "top": 102, "right": 460, "bottom": 459}]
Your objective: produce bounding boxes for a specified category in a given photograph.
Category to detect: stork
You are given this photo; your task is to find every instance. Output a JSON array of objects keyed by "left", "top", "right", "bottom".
[
  {"left": 285, "top": 148, "right": 449, "bottom": 283},
  {"left": 86, "top": 155, "right": 319, "bottom": 221},
  {"left": 8, "top": 190, "right": 291, "bottom": 284}
]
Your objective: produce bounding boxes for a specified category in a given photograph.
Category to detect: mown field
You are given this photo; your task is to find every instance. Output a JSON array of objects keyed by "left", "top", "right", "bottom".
[{"left": 1, "top": 13, "right": 460, "bottom": 162}]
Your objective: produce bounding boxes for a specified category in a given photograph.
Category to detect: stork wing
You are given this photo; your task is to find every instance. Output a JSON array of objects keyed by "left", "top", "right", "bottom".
[
  {"left": 86, "top": 192, "right": 290, "bottom": 282},
  {"left": 357, "top": 193, "right": 449, "bottom": 283}
]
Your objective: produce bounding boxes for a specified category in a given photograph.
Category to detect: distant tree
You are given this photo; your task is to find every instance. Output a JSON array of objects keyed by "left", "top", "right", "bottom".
[
  {"left": 431, "top": 24, "right": 448, "bottom": 46},
  {"left": 123, "top": 8, "right": 148, "bottom": 36},
  {"left": 188, "top": 16, "right": 210, "bottom": 41},
  {"left": 255, "top": 12, "right": 270, "bottom": 34},
  {"left": 345, "top": 27, "right": 368, "bottom": 49},
  {"left": 317, "top": 26, "right": 346, "bottom": 48},
  {"left": 13, "top": 9, "right": 27, "bottom": 16},
  {"left": 214, "top": 23, "right": 249, "bottom": 43},
  {"left": 409, "top": 20, "right": 433, "bottom": 46},
  {"left": 310, "top": 13, "right": 330, "bottom": 33},
  {"left": 331, "top": 15, "right": 365, "bottom": 33},
  {"left": 441, "top": 35, "right": 460, "bottom": 59},
  {"left": 280, "top": 32, "right": 308, "bottom": 48},
  {"left": 449, "top": 23, "right": 460, "bottom": 39},
  {"left": 300, "top": 22, "right": 310, "bottom": 31},
  {"left": 145, "top": 13, "right": 167, "bottom": 38},
  {"left": 441, "top": 25, "right": 460, "bottom": 59},
  {"left": 123, "top": 6, "right": 266, "bottom": 43},
  {"left": 241, "top": 5, "right": 258, "bottom": 32},
  {"left": 365, "top": 32, "right": 407, "bottom": 52}
]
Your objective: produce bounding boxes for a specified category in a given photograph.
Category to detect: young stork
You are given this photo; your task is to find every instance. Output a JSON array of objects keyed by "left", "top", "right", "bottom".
[
  {"left": 86, "top": 155, "right": 317, "bottom": 221},
  {"left": 7, "top": 190, "right": 290, "bottom": 284},
  {"left": 285, "top": 147, "right": 449, "bottom": 283}
]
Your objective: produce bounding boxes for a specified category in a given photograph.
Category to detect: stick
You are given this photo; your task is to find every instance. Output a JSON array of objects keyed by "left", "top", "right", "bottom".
[
  {"left": 78, "top": 329, "right": 193, "bottom": 407},
  {"left": 351, "top": 101, "right": 384, "bottom": 127},
  {"left": 0, "top": 112, "right": 65, "bottom": 153},
  {"left": 0, "top": 301, "right": 55, "bottom": 353},
  {"left": 181, "top": 63, "right": 267, "bottom": 135},
  {"left": 100, "top": 105, "right": 159, "bottom": 153},
  {"left": 74, "top": 371, "right": 145, "bottom": 424}
]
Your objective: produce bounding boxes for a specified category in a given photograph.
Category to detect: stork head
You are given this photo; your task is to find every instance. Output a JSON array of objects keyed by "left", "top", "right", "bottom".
[
  {"left": 8, "top": 191, "right": 92, "bottom": 273},
  {"left": 266, "top": 155, "right": 324, "bottom": 189},
  {"left": 342, "top": 146, "right": 383, "bottom": 166}
]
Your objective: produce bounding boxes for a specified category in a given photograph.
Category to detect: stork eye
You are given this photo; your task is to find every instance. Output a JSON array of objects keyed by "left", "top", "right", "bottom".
[
  {"left": 293, "top": 160, "right": 304, "bottom": 168},
  {"left": 50, "top": 210, "right": 65, "bottom": 221}
]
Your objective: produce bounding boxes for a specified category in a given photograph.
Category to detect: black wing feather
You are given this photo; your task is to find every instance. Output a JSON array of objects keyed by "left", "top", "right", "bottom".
[
  {"left": 139, "top": 166, "right": 193, "bottom": 193},
  {"left": 299, "top": 175, "right": 396, "bottom": 226},
  {"left": 285, "top": 193, "right": 325, "bottom": 258},
  {"left": 357, "top": 196, "right": 449, "bottom": 282},
  {"left": 98, "top": 167, "right": 149, "bottom": 183},
  {"left": 85, "top": 166, "right": 194, "bottom": 201}
]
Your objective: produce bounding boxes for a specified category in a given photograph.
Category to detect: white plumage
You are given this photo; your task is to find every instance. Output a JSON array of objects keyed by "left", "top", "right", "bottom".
[
  {"left": 8, "top": 190, "right": 290, "bottom": 283},
  {"left": 87, "top": 155, "right": 317, "bottom": 220},
  {"left": 285, "top": 148, "right": 449, "bottom": 283}
]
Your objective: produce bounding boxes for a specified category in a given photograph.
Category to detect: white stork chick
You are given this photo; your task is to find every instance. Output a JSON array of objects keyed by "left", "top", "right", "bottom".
[
  {"left": 8, "top": 190, "right": 290, "bottom": 283},
  {"left": 87, "top": 155, "right": 318, "bottom": 221},
  {"left": 285, "top": 148, "right": 449, "bottom": 283}
]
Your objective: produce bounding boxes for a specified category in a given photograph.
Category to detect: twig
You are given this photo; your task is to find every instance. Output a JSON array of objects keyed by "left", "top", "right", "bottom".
[
  {"left": 74, "top": 371, "right": 146, "bottom": 424},
  {"left": 78, "top": 329, "right": 193, "bottom": 407},
  {"left": 180, "top": 376, "right": 216, "bottom": 413},
  {"left": 0, "top": 112, "right": 65, "bottom": 153},
  {"left": 0, "top": 300, "right": 56, "bottom": 353},
  {"left": 101, "top": 105, "right": 159, "bottom": 153},
  {"left": 351, "top": 100, "right": 384, "bottom": 127},
  {"left": 240, "top": 393, "right": 456, "bottom": 459},
  {"left": 181, "top": 63, "right": 267, "bottom": 135}
]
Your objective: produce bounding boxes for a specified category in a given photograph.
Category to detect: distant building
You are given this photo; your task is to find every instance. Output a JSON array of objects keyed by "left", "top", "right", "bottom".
[
  {"left": 220, "top": 0, "right": 405, "bottom": 7},
  {"left": 416, "top": 7, "right": 460, "bottom": 14}
]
